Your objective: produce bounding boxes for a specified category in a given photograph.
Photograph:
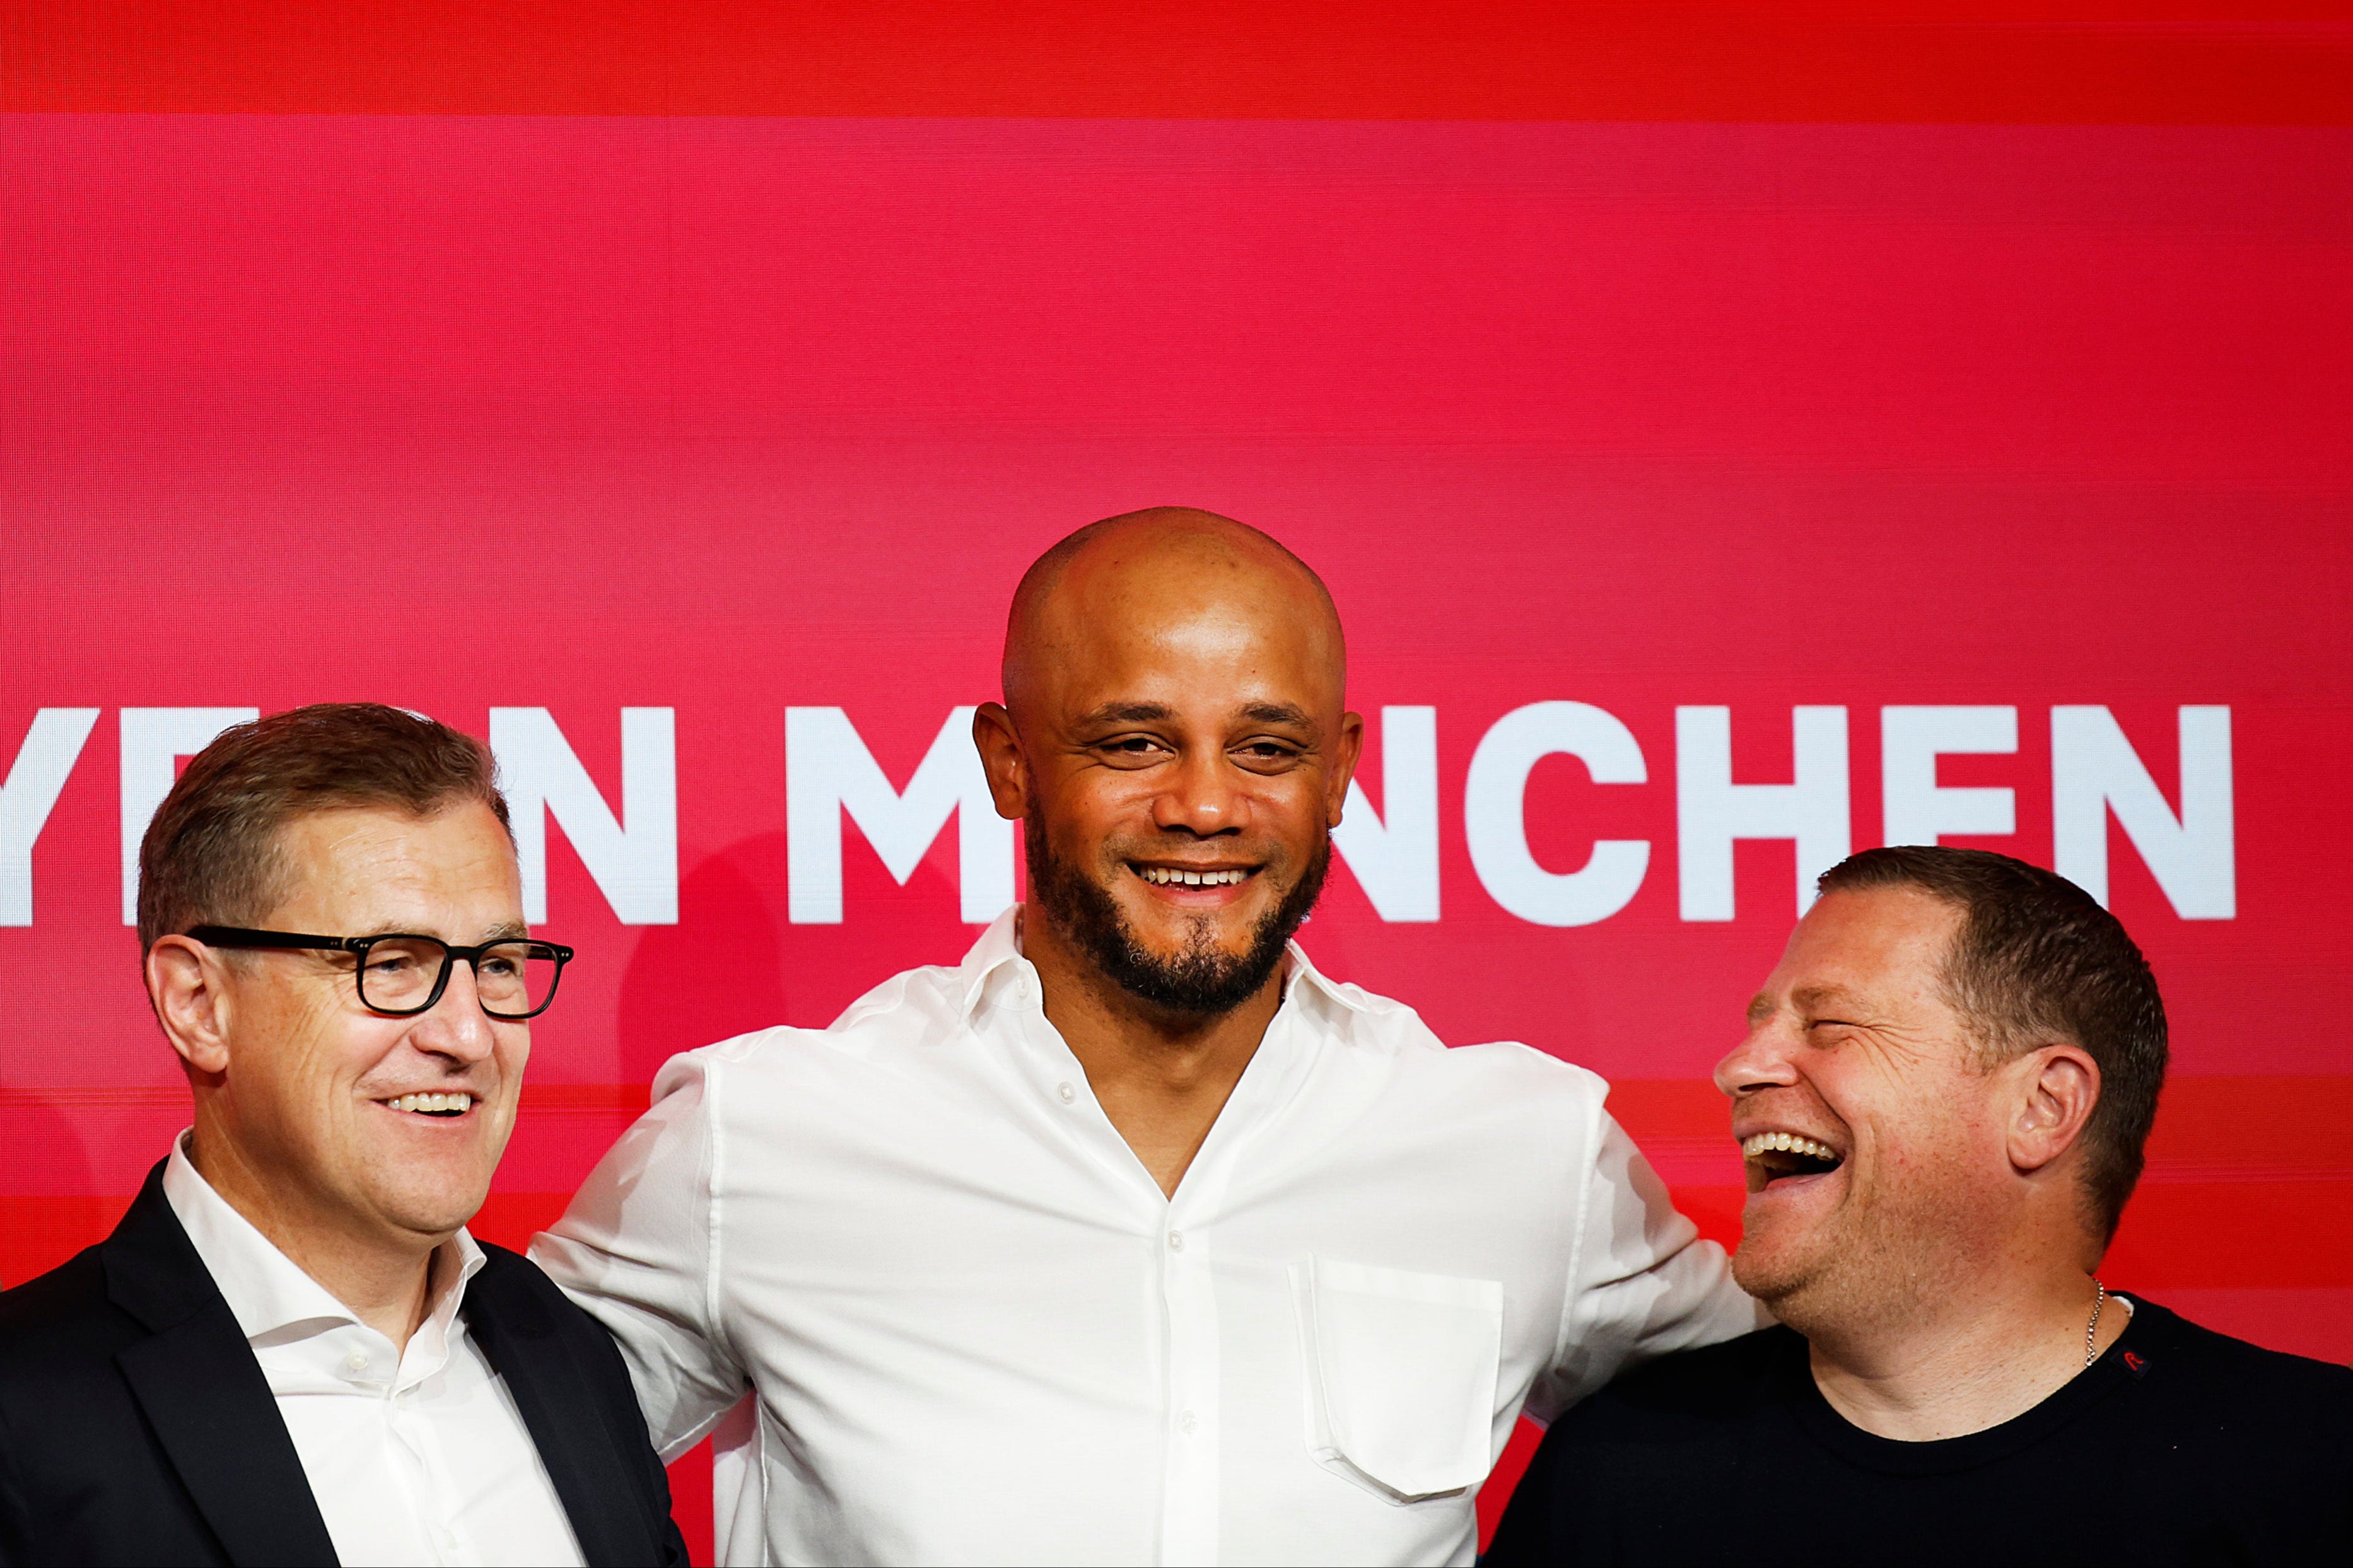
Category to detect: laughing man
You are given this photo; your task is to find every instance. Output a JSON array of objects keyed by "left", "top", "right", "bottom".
[{"left": 1487, "top": 845, "right": 2353, "bottom": 1565}]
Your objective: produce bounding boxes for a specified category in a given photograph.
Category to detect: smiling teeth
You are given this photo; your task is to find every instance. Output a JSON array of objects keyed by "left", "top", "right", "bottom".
[
  {"left": 1140, "top": 867, "right": 1248, "bottom": 886},
  {"left": 1741, "top": 1132, "right": 1839, "bottom": 1161},
  {"left": 388, "top": 1093, "right": 473, "bottom": 1115}
]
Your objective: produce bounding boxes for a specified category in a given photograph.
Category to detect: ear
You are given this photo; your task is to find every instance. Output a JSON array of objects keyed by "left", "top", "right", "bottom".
[
  {"left": 2006, "top": 1043, "right": 2101, "bottom": 1175},
  {"left": 972, "top": 702, "right": 1031, "bottom": 822},
  {"left": 146, "top": 936, "right": 236, "bottom": 1079},
  {"left": 1326, "top": 709, "right": 1366, "bottom": 829}
]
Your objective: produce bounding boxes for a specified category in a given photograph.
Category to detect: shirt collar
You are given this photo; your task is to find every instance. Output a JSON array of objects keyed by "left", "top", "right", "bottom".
[
  {"left": 954, "top": 904, "right": 1031, "bottom": 1016},
  {"left": 161, "top": 1129, "right": 484, "bottom": 1351},
  {"left": 954, "top": 903, "right": 1373, "bottom": 1025}
]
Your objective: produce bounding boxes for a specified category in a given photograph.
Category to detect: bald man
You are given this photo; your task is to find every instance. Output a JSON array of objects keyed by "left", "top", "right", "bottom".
[{"left": 535, "top": 510, "right": 1761, "bottom": 1567}]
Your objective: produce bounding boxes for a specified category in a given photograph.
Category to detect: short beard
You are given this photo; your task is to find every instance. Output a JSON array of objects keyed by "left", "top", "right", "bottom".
[
  {"left": 1729, "top": 1237, "right": 1821, "bottom": 1312},
  {"left": 1025, "top": 814, "right": 1329, "bottom": 1019},
  {"left": 1731, "top": 1160, "right": 1997, "bottom": 1346}
]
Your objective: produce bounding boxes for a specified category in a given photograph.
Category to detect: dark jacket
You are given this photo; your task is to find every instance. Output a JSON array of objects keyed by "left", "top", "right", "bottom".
[{"left": 0, "top": 1162, "right": 689, "bottom": 1567}]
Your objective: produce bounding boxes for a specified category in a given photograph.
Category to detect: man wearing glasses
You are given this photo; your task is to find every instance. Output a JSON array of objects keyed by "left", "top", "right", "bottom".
[{"left": 0, "top": 704, "right": 686, "bottom": 1567}]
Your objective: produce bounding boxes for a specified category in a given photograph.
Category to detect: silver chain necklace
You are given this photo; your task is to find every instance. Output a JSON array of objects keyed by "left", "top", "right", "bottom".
[{"left": 2083, "top": 1281, "right": 2109, "bottom": 1369}]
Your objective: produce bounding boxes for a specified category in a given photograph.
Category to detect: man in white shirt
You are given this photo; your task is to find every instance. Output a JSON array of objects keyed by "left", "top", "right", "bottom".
[
  {"left": 535, "top": 509, "right": 1763, "bottom": 1566},
  {"left": 0, "top": 704, "right": 686, "bottom": 1567}
]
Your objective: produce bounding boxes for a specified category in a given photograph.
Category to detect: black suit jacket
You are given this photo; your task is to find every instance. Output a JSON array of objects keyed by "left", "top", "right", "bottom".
[{"left": 0, "top": 1162, "right": 689, "bottom": 1567}]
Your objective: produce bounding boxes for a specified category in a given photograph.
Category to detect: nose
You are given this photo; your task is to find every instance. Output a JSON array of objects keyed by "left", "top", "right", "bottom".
[
  {"left": 1714, "top": 1018, "right": 1800, "bottom": 1101},
  {"left": 407, "top": 958, "right": 501, "bottom": 1064},
  {"left": 1151, "top": 746, "right": 1245, "bottom": 837}
]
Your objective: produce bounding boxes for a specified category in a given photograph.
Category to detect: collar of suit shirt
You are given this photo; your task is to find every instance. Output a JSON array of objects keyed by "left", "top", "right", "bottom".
[{"left": 162, "top": 1130, "right": 483, "bottom": 1381}]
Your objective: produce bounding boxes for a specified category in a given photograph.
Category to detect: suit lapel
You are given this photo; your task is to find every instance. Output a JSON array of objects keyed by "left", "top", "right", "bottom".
[
  {"left": 103, "top": 1166, "right": 341, "bottom": 1568},
  {"left": 465, "top": 1255, "right": 643, "bottom": 1566}
]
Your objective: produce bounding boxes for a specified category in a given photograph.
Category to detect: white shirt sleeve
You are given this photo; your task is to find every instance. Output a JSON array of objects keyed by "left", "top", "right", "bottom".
[
  {"left": 1523, "top": 1102, "right": 1770, "bottom": 1426},
  {"left": 530, "top": 1051, "right": 749, "bottom": 1461}
]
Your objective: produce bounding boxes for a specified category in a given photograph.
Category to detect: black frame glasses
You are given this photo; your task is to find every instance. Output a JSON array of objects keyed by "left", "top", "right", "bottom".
[{"left": 185, "top": 926, "right": 575, "bottom": 1019}]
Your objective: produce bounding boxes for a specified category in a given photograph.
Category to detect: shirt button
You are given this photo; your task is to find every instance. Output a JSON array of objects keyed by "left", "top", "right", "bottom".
[
  {"left": 1167, "top": 1230, "right": 1185, "bottom": 1252},
  {"left": 1180, "top": 1410, "right": 1199, "bottom": 1435},
  {"left": 345, "top": 1352, "right": 370, "bottom": 1373},
  {"left": 1056, "top": 1081, "right": 1076, "bottom": 1103}
]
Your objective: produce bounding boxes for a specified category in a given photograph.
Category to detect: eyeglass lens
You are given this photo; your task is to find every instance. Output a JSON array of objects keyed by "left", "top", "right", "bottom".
[{"left": 354, "top": 938, "right": 560, "bottom": 1017}]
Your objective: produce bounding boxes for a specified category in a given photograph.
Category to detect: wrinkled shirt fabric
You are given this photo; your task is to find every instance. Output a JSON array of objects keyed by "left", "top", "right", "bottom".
[{"left": 534, "top": 908, "right": 1760, "bottom": 1567}]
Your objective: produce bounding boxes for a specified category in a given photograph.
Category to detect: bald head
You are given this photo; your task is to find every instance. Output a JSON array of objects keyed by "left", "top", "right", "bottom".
[
  {"left": 1002, "top": 508, "right": 1345, "bottom": 717},
  {"left": 975, "top": 508, "right": 1362, "bottom": 1023}
]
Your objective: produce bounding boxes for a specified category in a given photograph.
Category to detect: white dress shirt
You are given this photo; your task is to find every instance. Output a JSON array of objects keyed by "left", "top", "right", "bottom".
[
  {"left": 534, "top": 909, "right": 1761, "bottom": 1567},
  {"left": 163, "top": 1135, "right": 586, "bottom": 1568}
]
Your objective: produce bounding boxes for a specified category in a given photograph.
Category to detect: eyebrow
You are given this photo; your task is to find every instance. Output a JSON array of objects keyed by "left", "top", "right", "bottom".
[
  {"left": 1789, "top": 984, "right": 1865, "bottom": 1016},
  {"left": 1073, "top": 700, "right": 1316, "bottom": 729},
  {"left": 1750, "top": 982, "right": 1872, "bottom": 1026},
  {"left": 349, "top": 923, "right": 533, "bottom": 944},
  {"left": 1075, "top": 702, "right": 1177, "bottom": 726},
  {"left": 1239, "top": 702, "right": 1312, "bottom": 728}
]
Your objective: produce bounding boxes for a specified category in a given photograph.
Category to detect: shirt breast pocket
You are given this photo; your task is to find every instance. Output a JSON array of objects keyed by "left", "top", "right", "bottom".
[{"left": 1288, "top": 1256, "right": 1503, "bottom": 1506}]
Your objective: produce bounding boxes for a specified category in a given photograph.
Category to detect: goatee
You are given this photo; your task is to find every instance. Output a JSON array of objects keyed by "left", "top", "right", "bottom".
[{"left": 1025, "top": 817, "right": 1329, "bottom": 1018}]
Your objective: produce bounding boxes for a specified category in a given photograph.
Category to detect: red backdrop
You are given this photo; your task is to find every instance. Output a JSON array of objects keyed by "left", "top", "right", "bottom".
[{"left": 6, "top": 7, "right": 2350, "bottom": 1560}]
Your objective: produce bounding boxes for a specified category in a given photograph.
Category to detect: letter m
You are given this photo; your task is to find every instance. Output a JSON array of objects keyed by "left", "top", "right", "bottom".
[{"left": 786, "top": 707, "right": 1014, "bottom": 925}]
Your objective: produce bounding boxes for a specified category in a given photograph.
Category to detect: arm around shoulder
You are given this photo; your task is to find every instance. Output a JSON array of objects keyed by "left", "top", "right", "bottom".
[
  {"left": 1533, "top": 1091, "right": 1766, "bottom": 1421},
  {"left": 530, "top": 1048, "right": 749, "bottom": 1461}
]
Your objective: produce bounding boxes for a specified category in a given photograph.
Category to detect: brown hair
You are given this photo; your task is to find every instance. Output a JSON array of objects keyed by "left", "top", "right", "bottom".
[
  {"left": 137, "top": 704, "right": 509, "bottom": 953},
  {"left": 1817, "top": 845, "right": 2167, "bottom": 1244}
]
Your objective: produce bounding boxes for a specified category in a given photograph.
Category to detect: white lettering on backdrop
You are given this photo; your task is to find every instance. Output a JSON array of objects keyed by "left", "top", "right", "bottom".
[
  {"left": 119, "top": 707, "right": 259, "bottom": 925},
  {"left": 2052, "top": 705, "right": 2235, "bottom": 918},
  {"left": 1881, "top": 706, "right": 2019, "bottom": 848},
  {"left": 1463, "top": 701, "right": 1650, "bottom": 927},
  {"left": 6, "top": 702, "right": 2234, "bottom": 930},
  {"left": 1, "top": 708, "right": 98, "bottom": 926},
  {"left": 785, "top": 706, "right": 1014, "bottom": 925},
  {"left": 489, "top": 707, "right": 679, "bottom": 924},
  {"left": 1674, "top": 706, "right": 1852, "bottom": 920},
  {"left": 1330, "top": 706, "right": 1440, "bottom": 922}
]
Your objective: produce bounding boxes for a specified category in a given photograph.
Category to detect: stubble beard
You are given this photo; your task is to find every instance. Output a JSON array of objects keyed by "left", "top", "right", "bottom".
[
  {"left": 1024, "top": 810, "right": 1329, "bottom": 1019},
  {"left": 1732, "top": 1210, "right": 1856, "bottom": 1333},
  {"left": 1734, "top": 1166, "right": 1993, "bottom": 1345}
]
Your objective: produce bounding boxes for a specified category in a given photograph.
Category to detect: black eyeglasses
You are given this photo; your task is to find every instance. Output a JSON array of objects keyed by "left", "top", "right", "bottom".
[{"left": 185, "top": 927, "right": 575, "bottom": 1020}]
